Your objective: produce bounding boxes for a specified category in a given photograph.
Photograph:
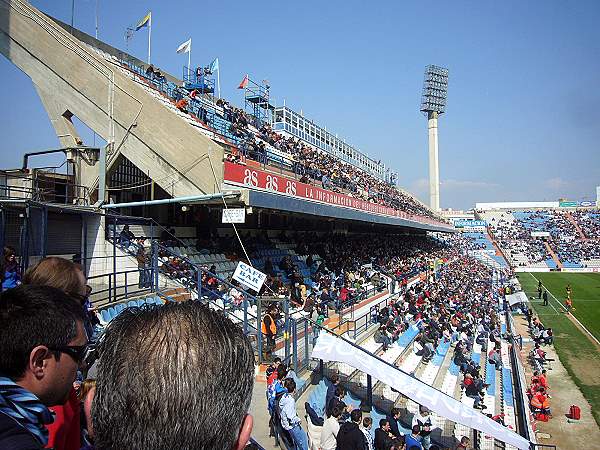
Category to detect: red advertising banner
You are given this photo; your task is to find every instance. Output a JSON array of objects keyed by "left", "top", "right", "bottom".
[{"left": 223, "top": 162, "right": 450, "bottom": 228}]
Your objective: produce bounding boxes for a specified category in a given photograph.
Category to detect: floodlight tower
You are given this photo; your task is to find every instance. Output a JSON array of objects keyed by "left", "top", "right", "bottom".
[{"left": 420, "top": 65, "right": 449, "bottom": 211}]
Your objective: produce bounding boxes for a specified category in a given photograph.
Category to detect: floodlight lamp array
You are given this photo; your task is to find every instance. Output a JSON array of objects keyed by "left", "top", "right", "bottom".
[{"left": 420, "top": 65, "right": 449, "bottom": 115}]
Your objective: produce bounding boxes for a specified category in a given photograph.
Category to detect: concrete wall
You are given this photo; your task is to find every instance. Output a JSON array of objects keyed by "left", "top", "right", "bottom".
[{"left": 0, "top": 0, "right": 224, "bottom": 204}]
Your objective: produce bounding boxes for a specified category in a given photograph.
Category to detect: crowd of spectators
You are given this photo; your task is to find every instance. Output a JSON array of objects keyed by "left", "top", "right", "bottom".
[
  {"left": 136, "top": 228, "right": 448, "bottom": 320},
  {"left": 251, "top": 123, "right": 437, "bottom": 219},
  {"left": 295, "top": 244, "right": 508, "bottom": 450},
  {"left": 523, "top": 312, "right": 554, "bottom": 422},
  {"left": 571, "top": 210, "right": 600, "bottom": 239},
  {"left": 486, "top": 214, "right": 550, "bottom": 266},
  {"left": 1, "top": 220, "right": 523, "bottom": 450},
  {"left": 123, "top": 56, "right": 443, "bottom": 223},
  {"left": 486, "top": 209, "right": 600, "bottom": 267}
]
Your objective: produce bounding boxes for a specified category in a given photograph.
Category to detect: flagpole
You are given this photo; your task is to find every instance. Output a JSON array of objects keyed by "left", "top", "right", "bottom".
[
  {"left": 217, "top": 65, "right": 221, "bottom": 99},
  {"left": 147, "top": 12, "right": 152, "bottom": 64},
  {"left": 188, "top": 39, "right": 191, "bottom": 80}
]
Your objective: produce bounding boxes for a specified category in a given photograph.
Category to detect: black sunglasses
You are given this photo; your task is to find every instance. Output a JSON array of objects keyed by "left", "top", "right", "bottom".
[
  {"left": 70, "top": 285, "right": 93, "bottom": 305},
  {"left": 48, "top": 344, "right": 89, "bottom": 363}
]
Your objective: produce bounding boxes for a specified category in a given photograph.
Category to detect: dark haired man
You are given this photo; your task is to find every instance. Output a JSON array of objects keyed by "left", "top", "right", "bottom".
[
  {"left": 336, "top": 409, "right": 367, "bottom": 449},
  {"left": 386, "top": 407, "right": 402, "bottom": 439},
  {"left": 0, "top": 285, "right": 87, "bottom": 449},
  {"left": 375, "top": 419, "right": 393, "bottom": 450},
  {"left": 92, "top": 301, "right": 255, "bottom": 450},
  {"left": 325, "top": 372, "right": 340, "bottom": 412},
  {"left": 404, "top": 425, "right": 423, "bottom": 449}
]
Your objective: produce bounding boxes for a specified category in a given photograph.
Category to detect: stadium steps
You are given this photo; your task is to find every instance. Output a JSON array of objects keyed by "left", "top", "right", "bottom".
[
  {"left": 450, "top": 342, "right": 484, "bottom": 448},
  {"left": 403, "top": 339, "right": 452, "bottom": 443},
  {"left": 542, "top": 241, "right": 563, "bottom": 269},
  {"left": 366, "top": 325, "right": 421, "bottom": 409},
  {"left": 565, "top": 211, "right": 588, "bottom": 240}
]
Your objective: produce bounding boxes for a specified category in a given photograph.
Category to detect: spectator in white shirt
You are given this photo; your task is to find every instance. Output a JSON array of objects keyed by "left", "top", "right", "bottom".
[{"left": 320, "top": 405, "right": 343, "bottom": 450}]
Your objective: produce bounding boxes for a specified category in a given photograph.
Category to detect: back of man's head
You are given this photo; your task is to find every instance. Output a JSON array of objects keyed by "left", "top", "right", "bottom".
[
  {"left": 331, "top": 404, "right": 343, "bottom": 419},
  {"left": 276, "top": 363, "right": 288, "bottom": 380},
  {"left": 0, "top": 285, "right": 86, "bottom": 404},
  {"left": 350, "top": 408, "right": 362, "bottom": 423},
  {"left": 92, "top": 301, "right": 255, "bottom": 450},
  {"left": 330, "top": 372, "right": 340, "bottom": 385},
  {"left": 283, "top": 377, "right": 296, "bottom": 394}
]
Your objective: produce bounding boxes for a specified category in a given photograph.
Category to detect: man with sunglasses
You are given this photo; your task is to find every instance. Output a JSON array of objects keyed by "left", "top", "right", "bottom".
[{"left": 0, "top": 285, "right": 88, "bottom": 450}]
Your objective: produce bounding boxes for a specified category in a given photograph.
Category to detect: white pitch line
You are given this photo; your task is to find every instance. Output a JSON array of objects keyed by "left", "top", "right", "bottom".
[
  {"left": 529, "top": 298, "right": 561, "bottom": 316},
  {"left": 527, "top": 273, "right": 600, "bottom": 346}
]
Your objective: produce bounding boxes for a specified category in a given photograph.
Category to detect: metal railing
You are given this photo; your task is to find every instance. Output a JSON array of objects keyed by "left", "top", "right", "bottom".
[
  {"left": 0, "top": 172, "right": 90, "bottom": 206},
  {"left": 88, "top": 267, "right": 152, "bottom": 306}
]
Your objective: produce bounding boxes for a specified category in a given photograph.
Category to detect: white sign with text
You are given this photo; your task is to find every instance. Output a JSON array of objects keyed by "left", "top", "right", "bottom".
[
  {"left": 222, "top": 208, "right": 246, "bottom": 223},
  {"left": 232, "top": 261, "right": 267, "bottom": 292}
]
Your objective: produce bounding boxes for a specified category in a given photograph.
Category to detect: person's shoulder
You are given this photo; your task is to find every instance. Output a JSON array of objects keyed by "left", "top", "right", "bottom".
[{"left": 0, "top": 412, "right": 42, "bottom": 450}]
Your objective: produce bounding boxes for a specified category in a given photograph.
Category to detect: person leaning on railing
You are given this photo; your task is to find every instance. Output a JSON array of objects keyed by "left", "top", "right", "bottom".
[{"left": 1, "top": 246, "right": 21, "bottom": 291}]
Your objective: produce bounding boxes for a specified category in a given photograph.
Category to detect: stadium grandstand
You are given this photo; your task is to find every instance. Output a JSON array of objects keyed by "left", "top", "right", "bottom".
[
  {"left": 474, "top": 203, "right": 600, "bottom": 272},
  {"left": 0, "top": 1, "right": 596, "bottom": 450}
]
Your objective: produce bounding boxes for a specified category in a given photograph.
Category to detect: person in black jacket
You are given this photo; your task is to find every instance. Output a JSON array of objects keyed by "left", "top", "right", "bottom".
[
  {"left": 327, "top": 386, "right": 350, "bottom": 419},
  {"left": 336, "top": 409, "right": 367, "bottom": 450},
  {"left": 385, "top": 408, "right": 402, "bottom": 439},
  {"left": 375, "top": 419, "right": 403, "bottom": 450},
  {"left": 325, "top": 373, "right": 340, "bottom": 413}
]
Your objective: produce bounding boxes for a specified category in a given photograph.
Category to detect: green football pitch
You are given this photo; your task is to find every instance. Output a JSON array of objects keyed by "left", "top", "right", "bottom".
[
  {"left": 518, "top": 271, "right": 600, "bottom": 426},
  {"left": 520, "top": 272, "right": 600, "bottom": 341}
]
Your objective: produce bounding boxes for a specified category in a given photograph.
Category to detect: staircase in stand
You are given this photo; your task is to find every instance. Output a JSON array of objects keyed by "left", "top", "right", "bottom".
[
  {"left": 565, "top": 212, "right": 588, "bottom": 240},
  {"left": 543, "top": 241, "right": 563, "bottom": 270},
  {"left": 486, "top": 228, "right": 510, "bottom": 266}
]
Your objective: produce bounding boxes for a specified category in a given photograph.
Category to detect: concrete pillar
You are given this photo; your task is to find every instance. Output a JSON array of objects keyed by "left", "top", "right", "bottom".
[
  {"left": 34, "top": 84, "right": 83, "bottom": 149},
  {"left": 428, "top": 111, "right": 440, "bottom": 211}
]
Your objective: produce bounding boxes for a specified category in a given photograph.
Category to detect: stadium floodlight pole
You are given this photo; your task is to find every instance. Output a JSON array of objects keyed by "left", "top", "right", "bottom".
[{"left": 420, "top": 65, "right": 449, "bottom": 212}]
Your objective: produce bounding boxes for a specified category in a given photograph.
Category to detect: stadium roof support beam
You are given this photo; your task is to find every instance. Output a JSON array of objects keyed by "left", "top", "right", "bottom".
[
  {"left": 0, "top": 0, "right": 225, "bottom": 204},
  {"left": 101, "top": 193, "right": 239, "bottom": 209}
]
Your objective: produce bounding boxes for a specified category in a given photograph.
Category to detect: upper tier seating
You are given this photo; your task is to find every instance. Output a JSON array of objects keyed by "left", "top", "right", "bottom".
[{"left": 84, "top": 42, "right": 445, "bottom": 224}]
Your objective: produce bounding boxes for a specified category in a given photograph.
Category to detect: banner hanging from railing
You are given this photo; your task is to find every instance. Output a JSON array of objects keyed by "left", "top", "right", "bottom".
[{"left": 311, "top": 332, "right": 530, "bottom": 450}]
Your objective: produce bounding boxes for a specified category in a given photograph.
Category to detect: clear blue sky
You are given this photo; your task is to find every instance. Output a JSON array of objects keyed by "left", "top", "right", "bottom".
[{"left": 1, "top": 0, "right": 599, "bottom": 209}]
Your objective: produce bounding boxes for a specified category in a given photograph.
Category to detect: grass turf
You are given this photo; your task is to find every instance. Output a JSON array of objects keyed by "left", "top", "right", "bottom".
[{"left": 518, "top": 271, "right": 600, "bottom": 426}]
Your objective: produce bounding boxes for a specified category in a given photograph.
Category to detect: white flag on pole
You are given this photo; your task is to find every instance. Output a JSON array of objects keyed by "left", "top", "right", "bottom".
[{"left": 176, "top": 38, "right": 192, "bottom": 54}]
